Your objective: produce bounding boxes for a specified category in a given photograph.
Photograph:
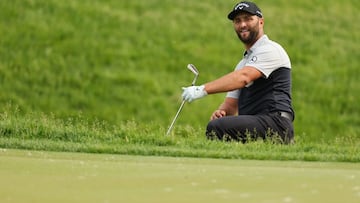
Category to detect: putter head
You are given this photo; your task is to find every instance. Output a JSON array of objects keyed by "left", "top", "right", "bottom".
[{"left": 187, "top": 64, "right": 199, "bottom": 76}]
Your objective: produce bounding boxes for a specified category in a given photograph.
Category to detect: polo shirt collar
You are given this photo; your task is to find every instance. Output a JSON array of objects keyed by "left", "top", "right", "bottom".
[{"left": 243, "top": 35, "right": 269, "bottom": 56}]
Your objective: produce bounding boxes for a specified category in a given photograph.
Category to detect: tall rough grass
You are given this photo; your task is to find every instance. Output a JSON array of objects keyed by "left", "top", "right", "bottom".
[{"left": 0, "top": 105, "right": 359, "bottom": 162}]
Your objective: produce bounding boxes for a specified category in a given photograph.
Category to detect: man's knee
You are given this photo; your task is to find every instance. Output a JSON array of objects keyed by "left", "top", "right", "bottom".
[
  {"left": 206, "top": 120, "right": 221, "bottom": 140},
  {"left": 205, "top": 119, "right": 240, "bottom": 141}
]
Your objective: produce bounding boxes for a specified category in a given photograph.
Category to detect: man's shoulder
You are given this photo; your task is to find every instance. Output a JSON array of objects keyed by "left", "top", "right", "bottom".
[
  {"left": 253, "top": 37, "right": 288, "bottom": 56},
  {"left": 259, "top": 38, "right": 284, "bottom": 50}
]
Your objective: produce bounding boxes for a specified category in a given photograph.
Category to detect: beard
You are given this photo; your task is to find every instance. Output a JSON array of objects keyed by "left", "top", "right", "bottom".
[
  {"left": 236, "top": 22, "right": 260, "bottom": 45},
  {"left": 237, "top": 30, "right": 259, "bottom": 45}
]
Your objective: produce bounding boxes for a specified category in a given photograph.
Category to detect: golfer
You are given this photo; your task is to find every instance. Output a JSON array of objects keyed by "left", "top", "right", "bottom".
[{"left": 182, "top": 1, "right": 294, "bottom": 144}]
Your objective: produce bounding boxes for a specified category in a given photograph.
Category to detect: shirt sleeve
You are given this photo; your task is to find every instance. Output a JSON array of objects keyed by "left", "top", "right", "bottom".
[
  {"left": 245, "top": 44, "right": 291, "bottom": 78},
  {"left": 226, "top": 89, "right": 239, "bottom": 98}
]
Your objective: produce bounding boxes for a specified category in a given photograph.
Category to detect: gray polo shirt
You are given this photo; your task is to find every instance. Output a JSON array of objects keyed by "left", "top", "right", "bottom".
[
  {"left": 227, "top": 34, "right": 291, "bottom": 98},
  {"left": 226, "top": 35, "right": 293, "bottom": 116}
]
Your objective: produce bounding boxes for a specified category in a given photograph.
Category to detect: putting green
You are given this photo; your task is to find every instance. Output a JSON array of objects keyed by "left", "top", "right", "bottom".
[{"left": 0, "top": 149, "right": 359, "bottom": 203}]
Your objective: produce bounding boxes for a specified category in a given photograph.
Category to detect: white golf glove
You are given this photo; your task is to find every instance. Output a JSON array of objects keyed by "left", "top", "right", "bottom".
[{"left": 182, "top": 85, "right": 207, "bottom": 102}]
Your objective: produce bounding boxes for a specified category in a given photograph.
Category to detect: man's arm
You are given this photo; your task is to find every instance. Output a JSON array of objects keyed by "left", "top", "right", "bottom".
[
  {"left": 204, "top": 66, "right": 262, "bottom": 94},
  {"left": 210, "top": 97, "right": 238, "bottom": 120},
  {"left": 182, "top": 66, "right": 263, "bottom": 102}
]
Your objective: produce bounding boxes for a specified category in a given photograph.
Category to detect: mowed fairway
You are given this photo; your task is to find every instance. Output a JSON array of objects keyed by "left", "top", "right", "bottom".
[{"left": 1, "top": 149, "right": 359, "bottom": 203}]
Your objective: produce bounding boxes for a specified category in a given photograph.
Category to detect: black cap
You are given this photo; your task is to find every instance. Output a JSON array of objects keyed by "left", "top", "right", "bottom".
[{"left": 227, "top": 1, "right": 263, "bottom": 20}]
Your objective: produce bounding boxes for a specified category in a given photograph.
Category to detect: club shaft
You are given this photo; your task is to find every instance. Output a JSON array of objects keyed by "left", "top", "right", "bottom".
[
  {"left": 166, "top": 64, "right": 199, "bottom": 136},
  {"left": 166, "top": 100, "right": 186, "bottom": 136},
  {"left": 191, "top": 75, "right": 198, "bottom": 86}
]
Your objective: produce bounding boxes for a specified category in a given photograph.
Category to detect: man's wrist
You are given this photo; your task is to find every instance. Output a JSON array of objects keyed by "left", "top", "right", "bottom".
[{"left": 199, "top": 85, "right": 208, "bottom": 96}]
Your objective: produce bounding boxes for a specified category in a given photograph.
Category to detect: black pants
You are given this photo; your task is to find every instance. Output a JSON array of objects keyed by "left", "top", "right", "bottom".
[{"left": 206, "top": 113, "right": 294, "bottom": 144}]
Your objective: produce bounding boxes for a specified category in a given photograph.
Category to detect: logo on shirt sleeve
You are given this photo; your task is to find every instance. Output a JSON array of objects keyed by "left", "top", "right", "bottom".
[{"left": 249, "top": 56, "right": 257, "bottom": 63}]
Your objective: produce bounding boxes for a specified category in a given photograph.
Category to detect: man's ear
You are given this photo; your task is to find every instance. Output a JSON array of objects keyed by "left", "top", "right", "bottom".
[{"left": 259, "top": 18, "right": 264, "bottom": 25}]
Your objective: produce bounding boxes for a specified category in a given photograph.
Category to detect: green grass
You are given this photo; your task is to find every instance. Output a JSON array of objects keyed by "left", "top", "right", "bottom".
[
  {"left": 1, "top": 149, "right": 360, "bottom": 203},
  {"left": 0, "top": 107, "right": 358, "bottom": 162},
  {"left": 0, "top": 0, "right": 360, "bottom": 161}
]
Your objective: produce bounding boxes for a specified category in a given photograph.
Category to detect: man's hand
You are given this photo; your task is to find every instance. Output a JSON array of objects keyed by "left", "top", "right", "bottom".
[
  {"left": 210, "top": 110, "right": 226, "bottom": 120},
  {"left": 182, "top": 85, "right": 207, "bottom": 102}
]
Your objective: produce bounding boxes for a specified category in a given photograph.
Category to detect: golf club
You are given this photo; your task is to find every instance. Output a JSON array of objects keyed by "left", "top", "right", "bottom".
[{"left": 166, "top": 64, "right": 199, "bottom": 136}]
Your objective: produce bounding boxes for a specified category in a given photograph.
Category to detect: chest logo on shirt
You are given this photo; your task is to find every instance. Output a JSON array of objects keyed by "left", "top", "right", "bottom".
[{"left": 249, "top": 56, "right": 257, "bottom": 63}]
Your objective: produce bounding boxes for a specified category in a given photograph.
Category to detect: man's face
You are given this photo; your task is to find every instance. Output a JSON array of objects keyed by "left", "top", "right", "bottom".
[{"left": 233, "top": 13, "right": 263, "bottom": 45}]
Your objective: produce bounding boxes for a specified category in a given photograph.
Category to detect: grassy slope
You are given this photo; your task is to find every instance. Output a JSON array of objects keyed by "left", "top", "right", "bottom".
[{"left": 0, "top": 0, "right": 359, "bottom": 160}]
